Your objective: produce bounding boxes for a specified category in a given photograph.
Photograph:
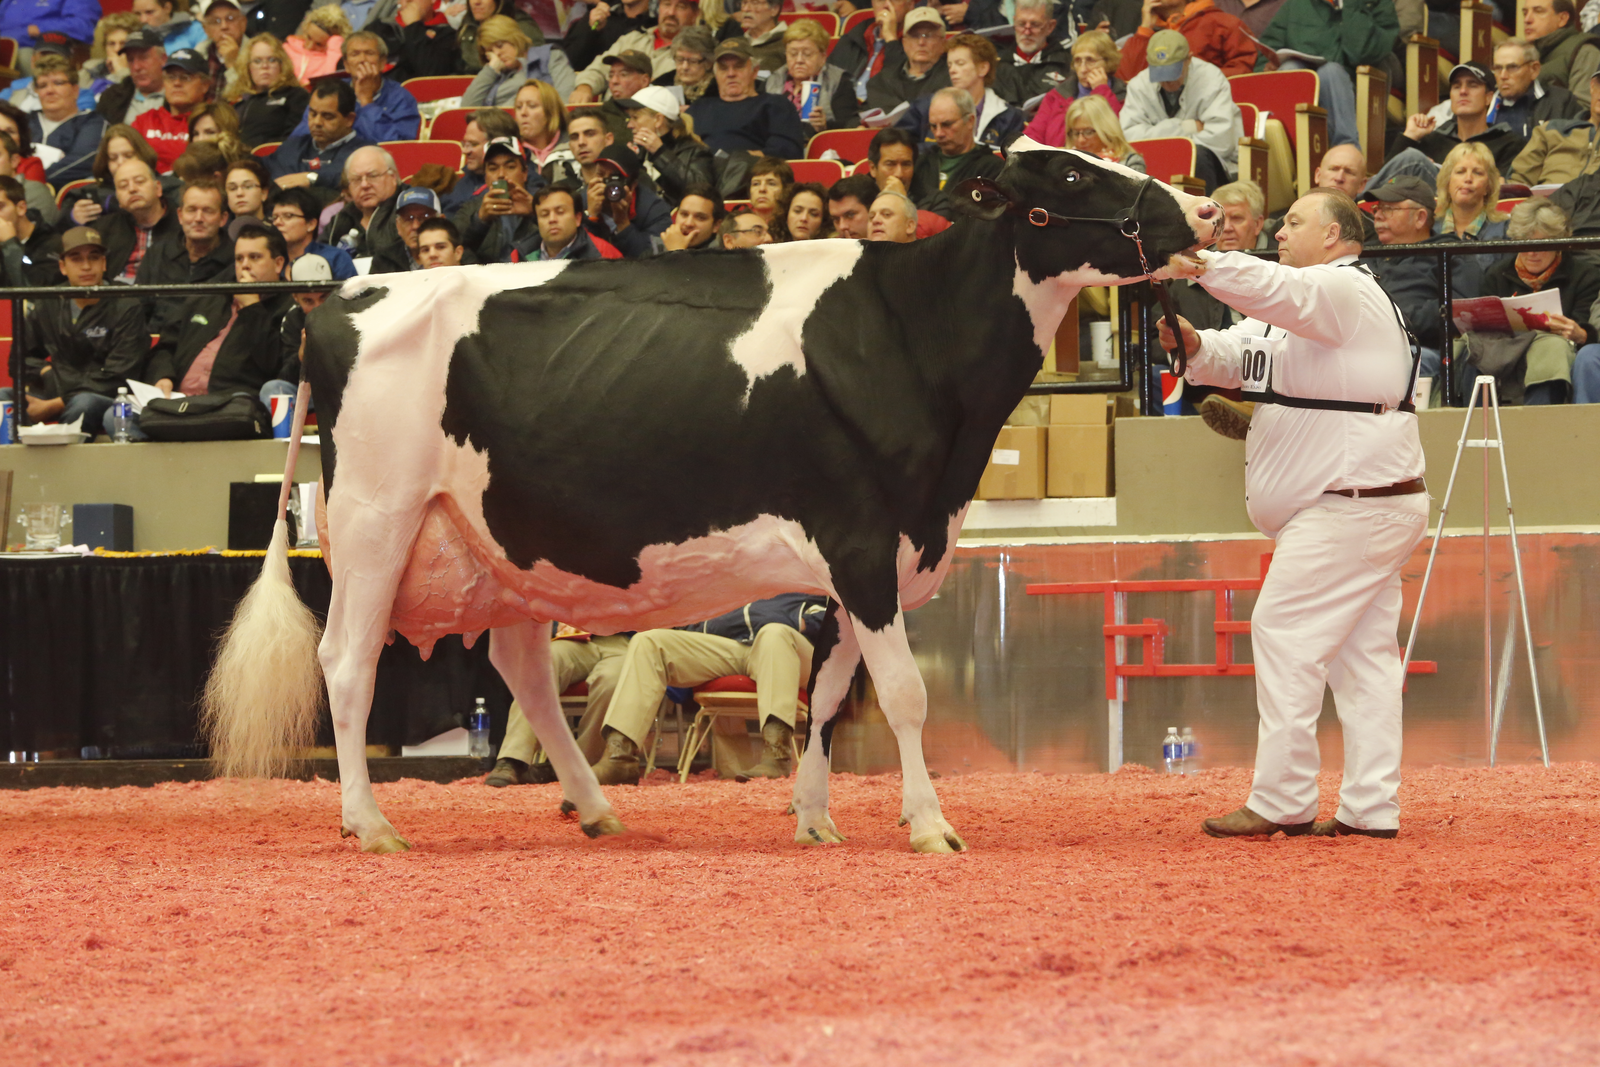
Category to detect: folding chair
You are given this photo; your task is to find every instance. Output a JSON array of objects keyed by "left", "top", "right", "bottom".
[
  {"left": 805, "top": 126, "right": 876, "bottom": 162},
  {"left": 677, "top": 676, "right": 809, "bottom": 782}
]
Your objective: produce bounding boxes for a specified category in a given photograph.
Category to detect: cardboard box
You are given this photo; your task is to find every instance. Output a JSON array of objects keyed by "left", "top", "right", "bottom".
[
  {"left": 1048, "top": 423, "right": 1113, "bottom": 497},
  {"left": 976, "top": 426, "right": 1047, "bottom": 500},
  {"left": 1049, "top": 394, "right": 1113, "bottom": 425}
]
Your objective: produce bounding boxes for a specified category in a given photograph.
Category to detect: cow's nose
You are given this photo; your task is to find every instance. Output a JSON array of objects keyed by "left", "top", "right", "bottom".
[{"left": 1196, "top": 203, "right": 1220, "bottom": 221}]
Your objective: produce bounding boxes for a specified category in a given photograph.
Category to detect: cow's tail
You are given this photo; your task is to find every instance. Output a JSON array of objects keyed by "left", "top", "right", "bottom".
[{"left": 201, "top": 380, "right": 323, "bottom": 778}]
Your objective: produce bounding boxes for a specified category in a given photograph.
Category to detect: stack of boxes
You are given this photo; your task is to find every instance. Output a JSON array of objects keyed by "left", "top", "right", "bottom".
[{"left": 975, "top": 395, "right": 1116, "bottom": 500}]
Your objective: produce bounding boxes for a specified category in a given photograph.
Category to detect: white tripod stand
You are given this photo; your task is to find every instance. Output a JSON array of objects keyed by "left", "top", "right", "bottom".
[{"left": 1401, "top": 375, "right": 1549, "bottom": 767}]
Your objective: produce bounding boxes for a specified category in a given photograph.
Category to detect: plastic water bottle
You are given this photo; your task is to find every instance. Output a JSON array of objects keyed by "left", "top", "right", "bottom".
[
  {"left": 467, "top": 697, "right": 490, "bottom": 758},
  {"left": 1180, "top": 727, "right": 1198, "bottom": 776},
  {"left": 110, "top": 388, "right": 133, "bottom": 444},
  {"left": 1162, "top": 727, "right": 1182, "bottom": 774}
]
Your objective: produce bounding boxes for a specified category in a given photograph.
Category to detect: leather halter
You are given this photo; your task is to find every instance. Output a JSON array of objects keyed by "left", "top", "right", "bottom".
[{"left": 955, "top": 173, "right": 1192, "bottom": 377}]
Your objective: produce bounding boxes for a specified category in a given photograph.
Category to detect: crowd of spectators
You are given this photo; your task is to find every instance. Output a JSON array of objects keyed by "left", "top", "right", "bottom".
[{"left": 7, "top": 0, "right": 1600, "bottom": 436}]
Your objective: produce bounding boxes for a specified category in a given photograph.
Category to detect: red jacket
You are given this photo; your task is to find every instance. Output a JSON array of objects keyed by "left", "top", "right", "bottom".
[
  {"left": 1118, "top": 1, "right": 1258, "bottom": 82},
  {"left": 131, "top": 106, "right": 191, "bottom": 173}
]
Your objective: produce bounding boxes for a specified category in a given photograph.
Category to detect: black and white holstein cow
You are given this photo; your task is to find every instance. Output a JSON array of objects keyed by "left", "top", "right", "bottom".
[{"left": 204, "top": 139, "right": 1219, "bottom": 854}]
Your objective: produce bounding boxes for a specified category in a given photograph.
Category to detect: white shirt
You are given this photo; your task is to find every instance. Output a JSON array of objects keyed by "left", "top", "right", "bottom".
[{"left": 1185, "top": 251, "right": 1425, "bottom": 537}]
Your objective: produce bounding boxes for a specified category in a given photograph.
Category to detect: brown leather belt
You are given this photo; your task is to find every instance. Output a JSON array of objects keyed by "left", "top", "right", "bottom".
[{"left": 1326, "top": 478, "right": 1427, "bottom": 499}]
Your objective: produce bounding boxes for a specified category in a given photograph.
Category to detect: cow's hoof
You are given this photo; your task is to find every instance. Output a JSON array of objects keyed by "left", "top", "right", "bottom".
[
  {"left": 580, "top": 813, "right": 627, "bottom": 838},
  {"left": 558, "top": 799, "right": 577, "bottom": 816},
  {"left": 795, "top": 818, "right": 846, "bottom": 846},
  {"left": 909, "top": 826, "right": 967, "bottom": 854},
  {"left": 362, "top": 834, "right": 412, "bottom": 855}
]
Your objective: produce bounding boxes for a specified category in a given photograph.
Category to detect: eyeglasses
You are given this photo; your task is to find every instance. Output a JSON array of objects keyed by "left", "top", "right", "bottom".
[
  {"left": 205, "top": 11, "right": 242, "bottom": 25},
  {"left": 348, "top": 171, "right": 392, "bottom": 186},
  {"left": 1491, "top": 61, "right": 1527, "bottom": 72},
  {"left": 735, "top": 221, "right": 769, "bottom": 235},
  {"left": 271, "top": 211, "right": 305, "bottom": 223},
  {"left": 1015, "top": 19, "right": 1051, "bottom": 33},
  {"left": 1066, "top": 126, "right": 1098, "bottom": 140},
  {"left": 1372, "top": 202, "right": 1421, "bottom": 216},
  {"left": 226, "top": 180, "right": 261, "bottom": 192}
]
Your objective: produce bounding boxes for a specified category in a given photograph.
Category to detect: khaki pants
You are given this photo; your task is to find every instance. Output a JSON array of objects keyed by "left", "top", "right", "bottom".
[
  {"left": 605, "top": 624, "right": 814, "bottom": 747},
  {"left": 499, "top": 634, "right": 630, "bottom": 765}
]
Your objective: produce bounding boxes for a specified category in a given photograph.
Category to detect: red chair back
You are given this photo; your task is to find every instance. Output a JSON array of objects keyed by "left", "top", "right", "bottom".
[
  {"left": 1497, "top": 197, "right": 1527, "bottom": 214},
  {"left": 788, "top": 158, "right": 844, "bottom": 186},
  {"left": 55, "top": 178, "right": 93, "bottom": 208},
  {"left": 401, "top": 75, "right": 476, "bottom": 103},
  {"left": 841, "top": 9, "right": 874, "bottom": 34},
  {"left": 1128, "top": 137, "right": 1197, "bottom": 183},
  {"left": 1228, "top": 70, "right": 1319, "bottom": 148},
  {"left": 428, "top": 107, "right": 511, "bottom": 142},
  {"left": 0, "top": 337, "right": 11, "bottom": 390},
  {"left": 0, "top": 37, "right": 15, "bottom": 69},
  {"left": 780, "top": 11, "right": 839, "bottom": 34},
  {"left": 805, "top": 126, "right": 876, "bottom": 161},
  {"left": 381, "top": 140, "right": 463, "bottom": 178},
  {"left": 252, "top": 140, "right": 281, "bottom": 158}
]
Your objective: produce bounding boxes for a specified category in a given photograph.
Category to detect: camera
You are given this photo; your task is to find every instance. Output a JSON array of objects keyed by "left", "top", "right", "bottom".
[{"left": 602, "top": 173, "right": 630, "bottom": 204}]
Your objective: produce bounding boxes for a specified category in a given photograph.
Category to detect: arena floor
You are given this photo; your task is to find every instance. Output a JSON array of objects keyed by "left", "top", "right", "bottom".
[{"left": 3, "top": 764, "right": 1597, "bottom": 1066}]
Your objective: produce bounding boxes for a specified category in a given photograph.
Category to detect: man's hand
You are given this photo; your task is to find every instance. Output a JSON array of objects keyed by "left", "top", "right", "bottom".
[
  {"left": 1141, "top": 0, "right": 1164, "bottom": 28},
  {"left": 156, "top": 377, "right": 175, "bottom": 398},
  {"left": 585, "top": 175, "right": 608, "bottom": 220},
  {"left": 275, "top": 173, "right": 315, "bottom": 189},
  {"left": 590, "top": 0, "right": 612, "bottom": 28},
  {"left": 25, "top": 393, "right": 65, "bottom": 420},
  {"left": 478, "top": 185, "right": 515, "bottom": 219},
  {"left": 1545, "top": 312, "right": 1588, "bottom": 344},
  {"left": 349, "top": 56, "right": 383, "bottom": 103},
  {"left": 70, "top": 198, "right": 104, "bottom": 224},
  {"left": 506, "top": 180, "right": 533, "bottom": 216},
  {"left": 1157, "top": 313, "right": 1199, "bottom": 356},
  {"left": 569, "top": 84, "right": 597, "bottom": 104},
  {"left": 881, "top": 174, "right": 907, "bottom": 195},
  {"left": 835, "top": 0, "right": 858, "bottom": 14},
  {"left": 399, "top": 0, "right": 432, "bottom": 25},
  {"left": 1403, "top": 113, "right": 1435, "bottom": 141},
  {"left": 216, "top": 35, "right": 239, "bottom": 63},
  {"left": 660, "top": 223, "right": 693, "bottom": 250},
  {"left": 604, "top": 190, "right": 632, "bottom": 231},
  {"left": 939, "top": 3, "right": 969, "bottom": 24},
  {"left": 877, "top": 4, "right": 900, "bottom": 40}
]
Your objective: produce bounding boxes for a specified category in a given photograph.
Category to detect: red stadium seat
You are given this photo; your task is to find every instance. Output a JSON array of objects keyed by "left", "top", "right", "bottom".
[
  {"left": 805, "top": 126, "right": 876, "bottom": 161},
  {"left": 788, "top": 158, "right": 843, "bottom": 186},
  {"left": 0, "top": 337, "right": 11, "bottom": 389},
  {"left": 381, "top": 140, "right": 463, "bottom": 178},
  {"left": 1228, "top": 70, "right": 1319, "bottom": 149},
  {"left": 54, "top": 177, "right": 92, "bottom": 208},
  {"left": 401, "top": 75, "right": 475, "bottom": 103},
  {"left": 0, "top": 37, "right": 15, "bottom": 70},
  {"left": 428, "top": 106, "right": 511, "bottom": 142},
  {"left": 99, "top": 0, "right": 136, "bottom": 10},
  {"left": 841, "top": 9, "right": 874, "bottom": 34},
  {"left": 780, "top": 11, "right": 839, "bottom": 34},
  {"left": 851, "top": 159, "right": 870, "bottom": 177},
  {"left": 253, "top": 140, "right": 281, "bottom": 158},
  {"left": 1128, "top": 137, "right": 1196, "bottom": 183},
  {"left": 1497, "top": 197, "right": 1526, "bottom": 214}
]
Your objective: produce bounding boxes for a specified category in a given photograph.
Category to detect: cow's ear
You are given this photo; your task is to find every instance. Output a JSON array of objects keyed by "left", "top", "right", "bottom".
[{"left": 953, "top": 177, "right": 1012, "bottom": 222}]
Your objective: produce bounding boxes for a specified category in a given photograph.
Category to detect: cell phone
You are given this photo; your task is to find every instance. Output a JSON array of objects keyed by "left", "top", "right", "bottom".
[{"left": 491, "top": 179, "right": 508, "bottom": 194}]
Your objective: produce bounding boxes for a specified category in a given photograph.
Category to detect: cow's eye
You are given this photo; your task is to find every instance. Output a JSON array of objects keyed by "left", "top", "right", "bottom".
[{"left": 1064, "top": 170, "right": 1080, "bottom": 183}]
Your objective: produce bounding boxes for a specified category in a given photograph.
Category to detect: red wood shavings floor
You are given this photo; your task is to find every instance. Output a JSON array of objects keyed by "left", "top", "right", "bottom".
[{"left": 2, "top": 765, "right": 1597, "bottom": 1066}]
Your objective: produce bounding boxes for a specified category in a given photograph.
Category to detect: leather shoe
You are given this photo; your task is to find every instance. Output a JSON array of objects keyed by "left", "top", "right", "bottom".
[
  {"left": 484, "top": 757, "right": 529, "bottom": 788},
  {"left": 1311, "top": 818, "right": 1397, "bottom": 839},
  {"left": 1202, "top": 806, "right": 1314, "bottom": 838}
]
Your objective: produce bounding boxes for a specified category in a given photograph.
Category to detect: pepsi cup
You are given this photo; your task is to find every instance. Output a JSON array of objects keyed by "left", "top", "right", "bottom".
[
  {"left": 1159, "top": 371, "right": 1183, "bottom": 416},
  {"left": 269, "top": 393, "right": 295, "bottom": 439},
  {"left": 0, "top": 400, "right": 12, "bottom": 444}
]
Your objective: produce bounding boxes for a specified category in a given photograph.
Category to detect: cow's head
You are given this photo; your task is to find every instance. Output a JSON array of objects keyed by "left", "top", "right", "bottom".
[{"left": 963, "top": 139, "right": 1220, "bottom": 284}]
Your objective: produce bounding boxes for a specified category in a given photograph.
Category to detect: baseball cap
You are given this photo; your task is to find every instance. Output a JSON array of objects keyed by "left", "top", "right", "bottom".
[
  {"left": 163, "top": 48, "right": 209, "bottom": 75},
  {"left": 1448, "top": 61, "right": 1496, "bottom": 93},
  {"left": 61, "top": 226, "right": 105, "bottom": 254},
  {"left": 1362, "top": 175, "right": 1435, "bottom": 207},
  {"left": 122, "top": 27, "right": 164, "bottom": 51},
  {"left": 483, "top": 135, "right": 523, "bottom": 162},
  {"left": 1147, "top": 30, "right": 1191, "bottom": 82},
  {"left": 395, "top": 187, "right": 441, "bottom": 214},
  {"left": 601, "top": 49, "right": 654, "bottom": 76},
  {"left": 903, "top": 6, "right": 945, "bottom": 33},
  {"left": 712, "top": 40, "right": 755, "bottom": 63},
  {"left": 198, "top": 0, "right": 242, "bottom": 14},
  {"left": 617, "top": 84, "right": 681, "bottom": 122},
  {"left": 290, "top": 253, "right": 333, "bottom": 282},
  {"left": 597, "top": 145, "right": 642, "bottom": 184}
]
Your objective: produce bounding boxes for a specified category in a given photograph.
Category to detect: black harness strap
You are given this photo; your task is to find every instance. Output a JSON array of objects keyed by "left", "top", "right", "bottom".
[{"left": 1242, "top": 262, "right": 1423, "bottom": 416}]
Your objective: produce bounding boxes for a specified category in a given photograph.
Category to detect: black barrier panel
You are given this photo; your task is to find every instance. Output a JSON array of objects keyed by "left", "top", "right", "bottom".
[{"left": 0, "top": 554, "right": 514, "bottom": 758}]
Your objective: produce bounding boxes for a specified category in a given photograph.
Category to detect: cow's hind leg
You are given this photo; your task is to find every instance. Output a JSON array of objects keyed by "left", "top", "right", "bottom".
[
  {"left": 853, "top": 608, "right": 966, "bottom": 854},
  {"left": 489, "top": 621, "right": 626, "bottom": 838},
  {"left": 792, "top": 601, "right": 858, "bottom": 846}
]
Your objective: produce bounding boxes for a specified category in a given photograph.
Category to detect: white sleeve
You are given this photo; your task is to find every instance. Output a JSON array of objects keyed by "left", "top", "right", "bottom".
[
  {"left": 1194, "top": 252, "right": 1366, "bottom": 349},
  {"left": 1184, "top": 324, "right": 1247, "bottom": 388}
]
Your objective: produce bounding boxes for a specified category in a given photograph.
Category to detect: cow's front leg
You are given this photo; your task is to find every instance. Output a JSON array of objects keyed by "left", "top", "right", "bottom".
[
  {"left": 489, "top": 621, "right": 625, "bottom": 838},
  {"left": 853, "top": 608, "right": 966, "bottom": 854},
  {"left": 792, "top": 601, "right": 858, "bottom": 846}
]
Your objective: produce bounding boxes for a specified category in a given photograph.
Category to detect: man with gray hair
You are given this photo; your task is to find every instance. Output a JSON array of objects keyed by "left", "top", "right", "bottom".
[
  {"left": 994, "top": 0, "right": 1071, "bottom": 104},
  {"left": 907, "top": 87, "right": 1003, "bottom": 220},
  {"left": 324, "top": 145, "right": 407, "bottom": 265},
  {"left": 1489, "top": 38, "right": 1583, "bottom": 138},
  {"left": 1161, "top": 187, "right": 1428, "bottom": 843},
  {"left": 868, "top": 190, "right": 918, "bottom": 242}
]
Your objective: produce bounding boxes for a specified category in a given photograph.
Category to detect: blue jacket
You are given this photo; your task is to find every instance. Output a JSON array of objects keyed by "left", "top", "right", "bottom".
[
  {"left": 0, "top": 0, "right": 98, "bottom": 45},
  {"left": 30, "top": 108, "right": 104, "bottom": 185},
  {"left": 290, "top": 77, "right": 420, "bottom": 144},
  {"left": 678, "top": 595, "right": 830, "bottom": 644},
  {"left": 156, "top": 13, "right": 206, "bottom": 52},
  {"left": 265, "top": 130, "right": 374, "bottom": 193},
  {"left": 298, "top": 240, "right": 359, "bottom": 280}
]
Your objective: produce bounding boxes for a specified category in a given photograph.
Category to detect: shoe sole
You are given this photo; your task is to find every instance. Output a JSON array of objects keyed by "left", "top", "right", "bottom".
[
  {"left": 1203, "top": 820, "right": 1314, "bottom": 839},
  {"left": 1199, "top": 398, "right": 1252, "bottom": 441}
]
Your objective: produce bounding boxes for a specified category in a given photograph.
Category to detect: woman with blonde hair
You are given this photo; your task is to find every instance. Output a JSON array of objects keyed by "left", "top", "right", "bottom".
[
  {"left": 1058, "top": 94, "right": 1145, "bottom": 171},
  {"left": 462, "top": 14, "right": 576, "bottom": 105},
  {"left": 1435, "top": 141, "right": 1508, "bottom": 240},
  {"left": 1024, "top": 30, "right": 1127, "bottom": 147},
  {"left": 449, "top": 0, "right": 542, "bottom": 75},
  {"left": 514, "top": 79, "right": 574, "bottom": 171},
  {"left": 285, "top": 4, "right": 350, "bottom": 82},
  {"left": 229, "top": 33, "right": 309, "bottom": 146}
]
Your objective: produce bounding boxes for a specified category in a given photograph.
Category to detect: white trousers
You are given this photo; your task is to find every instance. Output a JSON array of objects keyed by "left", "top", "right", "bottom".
[{"left": 1247, "top": 492, "right": 1428, "bottom": 830}]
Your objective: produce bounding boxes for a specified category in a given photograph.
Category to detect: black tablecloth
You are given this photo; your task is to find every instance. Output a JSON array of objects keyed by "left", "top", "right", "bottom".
[{"left": 0, "top": 555, "right": 513, "bottom": 756}]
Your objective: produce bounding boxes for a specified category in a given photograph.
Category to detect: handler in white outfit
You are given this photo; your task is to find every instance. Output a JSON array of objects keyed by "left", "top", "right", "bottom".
[{"left": 1159, "top": 188, "right": 1428, "bottom": 839}]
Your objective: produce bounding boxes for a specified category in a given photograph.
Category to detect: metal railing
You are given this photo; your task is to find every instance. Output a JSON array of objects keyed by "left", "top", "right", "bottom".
[{"left": 1024, "top": 234, "right": 1600, "bottom": 414}]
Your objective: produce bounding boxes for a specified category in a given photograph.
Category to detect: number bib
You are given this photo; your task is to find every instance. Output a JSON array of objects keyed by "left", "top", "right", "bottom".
[{"left": 1239, "top": 334, "right": 1286, "bottom": 395}]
